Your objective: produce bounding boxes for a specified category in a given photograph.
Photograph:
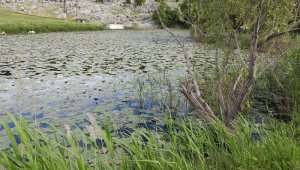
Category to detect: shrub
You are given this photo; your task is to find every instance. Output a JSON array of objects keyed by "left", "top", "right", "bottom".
[
  {"left": 152, "top": 1, "right": 187, "bottom": 28},
  {"left": 134, "top": 0, "right": 145, "bottom": 6}
]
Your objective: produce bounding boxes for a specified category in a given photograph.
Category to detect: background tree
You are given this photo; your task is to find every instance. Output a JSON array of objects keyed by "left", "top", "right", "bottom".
[{"left": 153, "top": 0, "right": 186, "bottom": 28}]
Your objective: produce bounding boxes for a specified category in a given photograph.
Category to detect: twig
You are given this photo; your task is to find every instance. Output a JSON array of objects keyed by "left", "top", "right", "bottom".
[
  {"left": 157, "top": 11, "right": 201, "bottom": 97},
  {"left": 233, "top": 30, "right": 248, "bottom": 70},
  {"left": 156, "top": 11, "right": 216, "bottom": 118}
]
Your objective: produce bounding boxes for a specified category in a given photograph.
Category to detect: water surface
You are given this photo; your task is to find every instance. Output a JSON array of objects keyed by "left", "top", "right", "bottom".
[{"left": 0, "top": 30, "right": 216, "bottom": 142}]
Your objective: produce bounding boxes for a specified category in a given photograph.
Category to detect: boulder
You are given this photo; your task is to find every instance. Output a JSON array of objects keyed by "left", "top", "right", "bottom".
[
  {"left": 28, "top": 30, "right": 36, "bottom": 34},
  {"left": 74, "top": 17, "right": 90, "bottom": 23},
  {"left": 56, "top": 13, "right": 67, "bottom": 19}
]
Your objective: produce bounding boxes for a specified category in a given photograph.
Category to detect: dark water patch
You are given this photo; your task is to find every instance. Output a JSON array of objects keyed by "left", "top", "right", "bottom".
[
  {"left": 83, "top": 118, "right": 89, "bottom": 123},
  {"left": 22, "top": 112, "right": 31, "bottom": 116},
  {"left": 59, "top": 114, "right": 68, "bottom": 118},
  {"left": 136, "top": 120, "right": 167, "bottom": 132},
  {"left": 96, "top": 138, "right": 106, "bottom": 148},
  {"left": 74, "top": 123, "right": 85, "bottom": 131},
  {"left": 48, "top": 101, "right": 58, "bottom": 107},
  {"left": 48, "top": 67, "right": 61, "bottom": 72},
  {"left": 73, "top": 118, "right": 91, "bottom": 130},
  {"left": 113, "top": 104, "right": 127, "bottom": 111},
  {"left": 0, "top": 70, "right": 12, "bottom": 76},
  {"left": 36, "top": 113, "right": 45, "bottom": 118},
  {"left": 82, "top": 66, "right": 92, "bottom": 72},
  {"left": 139, "top": 65, "right": 146, "bottom": 70},
  {"left": 253, "top": 89, "right": 293, "bottom": 122},
  {"left": 272, "top": 113, "right": 292, "bottom": 122},
  {"left": 27, "top": 67, "right": 36, "bottom": 70},
  {"left": 39, "top": 122, "right": 49, "bottom": 128},
  {"left": 251, "top": 131, "right": 261, "bottom": 142},
  {"left": 0, "top": 122, "right": 15, "bottom": 131},
  {"left": 20, "top": 111, "right": 45, "bottom": 119},
  {"left": 141, "top": 135, "right": 149, "bottom": 143},
  {"left": 117, "top": 126, "right": 134, "bottom": 138},
  {"left": 10, "top": 135, "right": 21, "bottom": 145},
  {"left": 81, "top": 96, "right": 106, "bottom": 111}
]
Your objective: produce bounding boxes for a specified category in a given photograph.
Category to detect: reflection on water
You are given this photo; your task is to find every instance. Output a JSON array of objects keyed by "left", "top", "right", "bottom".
[{"left": 0, "top": 30, "right": 216, "bottom": 143}]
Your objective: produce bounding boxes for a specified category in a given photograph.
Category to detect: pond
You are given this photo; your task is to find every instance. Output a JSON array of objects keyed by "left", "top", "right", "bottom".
[{"left": 0, "top": 29, "right": 216, "bottom": 144}]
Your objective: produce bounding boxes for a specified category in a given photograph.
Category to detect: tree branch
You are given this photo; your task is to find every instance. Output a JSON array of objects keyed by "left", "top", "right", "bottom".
[
  {"left": 237, "top": 14, "right": 261, "bottom": 107},
  {"left": 156, "top": 11, "right": 216, "bottom": 118},
  {"left": 157, "top": 11, "right": 201, "bottom": 97}
]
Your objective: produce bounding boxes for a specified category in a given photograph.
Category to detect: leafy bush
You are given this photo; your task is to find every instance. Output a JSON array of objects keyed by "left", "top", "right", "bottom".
[
  {"left": 239, "top": 33, "right": 252, "bottom": 49},
  {"left": 152, "top": 1, "right": 188, "bottom": 28},
  {"left": 134, "top": 0, "right": 145, "bottom": 6},
  {"left": 250, "top": 47, "right": 300, "bottom": 122}
]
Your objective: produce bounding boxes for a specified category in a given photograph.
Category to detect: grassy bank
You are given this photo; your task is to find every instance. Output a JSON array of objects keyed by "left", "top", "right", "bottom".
[
  {"left": 0, "top": 9, "right": 104, "bottom": 34},
  {"left": 0, "top": 111, "right": 299, "bottom": 169}
]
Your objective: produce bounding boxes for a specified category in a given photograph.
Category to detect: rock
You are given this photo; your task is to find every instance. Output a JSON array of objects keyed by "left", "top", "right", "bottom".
[
  {"left": 28, "top": 30, "right": 36, "bottom": 34},
  {"left": 108, "top": 24, "right": 124, "bottom": 30},
  {"left": 74, "top": 17, "right": 90, "bottom": 23},
  {"left": 251, "top": 131, "right": 261, "bottom": 141},
  {"left": 272, "top": 113, "right": 292, "bottom": 122},
  {"left": 2, "top": 0, "right": 160, "bottom": 28},
  {"left": 0, "top": 32, "right": 6, "bottom": 35},
  {"left": 138, "top": 23, "right": 157, "bottom": 29},
  {"left": 56, "top": 13, "right": 67, "bottom": 19}
]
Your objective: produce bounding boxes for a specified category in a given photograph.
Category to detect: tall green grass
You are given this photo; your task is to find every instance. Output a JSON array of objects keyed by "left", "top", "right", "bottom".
[
  {"left": 0, "top": 111, "right": 299, "bottom": 169},
  {"left": 0, "top": 9, "right": 104, "bottom": 34}
]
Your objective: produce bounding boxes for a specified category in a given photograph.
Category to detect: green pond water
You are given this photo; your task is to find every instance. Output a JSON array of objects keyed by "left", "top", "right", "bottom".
[{"left": 0, "top": 29, "right": 216, "bottom": 144}]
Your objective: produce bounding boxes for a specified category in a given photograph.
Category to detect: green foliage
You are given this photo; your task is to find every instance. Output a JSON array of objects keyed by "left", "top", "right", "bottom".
[
  {"left": 238, "top": 33, "right": 252, "bottom": 49},
  {"left": 96, "top": 0, "right": 103, "bottom": 3},
  {"left": 134, "top": 0, "right": 145, "bottom": 6},
  {"left": 255, "top": 48, "right": 300, "bottom": 112},
  {"left": 0, "top": 9, "right": 104, "bottom": 34},
  {"left": 180, "top": 0, "right": 296, "bottom": 44},
  {"left": 179, "top": 0, "right": 203, "bottom": 27},
  {"left": 153, "top": 1, "right": 187, "bottom": 28}
]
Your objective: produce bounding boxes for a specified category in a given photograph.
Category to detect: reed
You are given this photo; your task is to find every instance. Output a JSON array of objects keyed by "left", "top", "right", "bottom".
[{"left": 0, "top": 110, "right": 299, "bottom": 169}]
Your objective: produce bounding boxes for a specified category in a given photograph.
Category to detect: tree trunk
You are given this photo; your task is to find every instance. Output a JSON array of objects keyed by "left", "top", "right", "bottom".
[{"left": 64, "top": 0, "right": 67, "bottom": 20}]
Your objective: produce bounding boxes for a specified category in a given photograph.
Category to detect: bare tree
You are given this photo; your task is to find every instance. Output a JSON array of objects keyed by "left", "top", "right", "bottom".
[{"left": 157, "top": 0, "right": 298, "bottom": 130}]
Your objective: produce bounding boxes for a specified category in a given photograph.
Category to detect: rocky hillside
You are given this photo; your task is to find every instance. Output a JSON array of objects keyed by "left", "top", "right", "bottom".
[{"left": 0, "top": 0, "right": 159, "bottom": 29}]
